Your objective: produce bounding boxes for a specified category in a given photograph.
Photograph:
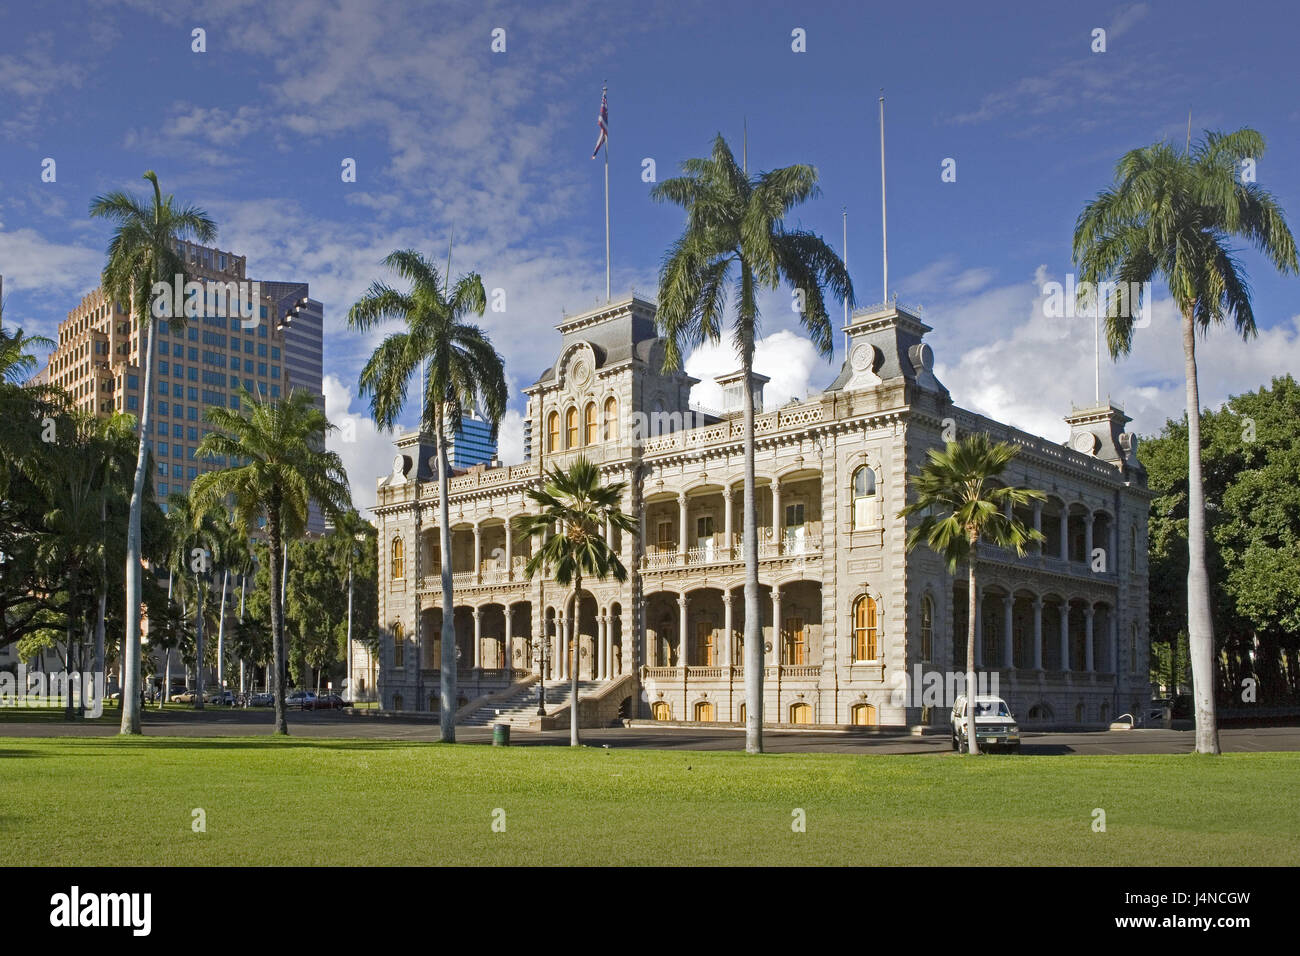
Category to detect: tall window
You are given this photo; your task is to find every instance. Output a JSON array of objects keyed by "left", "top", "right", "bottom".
[
  {"left": 920, "top": 595, "right": 934, "bottom": 661},
  {"left": 852, "top": 466, "right": 877, "bottom": 530},
  {"left": 789, "top": 702, "right": 811, "bottom": 724},
  {"left": 547, "top": 411, "right": 560, "bottom": 452},
  {"left": 584, "top": 402, "right": 598, "bottom": 444},
  {"left": 652, "top": 701, "right": 672, "bottom": 721},
  {"left": 851, "top": 702, "right": 877, "bottom": 726},
  {"left": 392, "top": 622, "right": 405, "bottom": 668},
  {"left": 603, "top": 396, "right": 619, "bottom": 440},
  {"left": 853, "top": 596, "right": 878, "bottom": 661},
  {"left": 783, "top": 617, "right": 806, "bottom": 665},
  {"left": 566, "top": 406, "right": 579, "bottom": 447},
  {"left": 391, "top": 537, "right": 405, "bottom": 579},
  {"left": 694, "top": 701, "right": 715, "bottom": 722}
]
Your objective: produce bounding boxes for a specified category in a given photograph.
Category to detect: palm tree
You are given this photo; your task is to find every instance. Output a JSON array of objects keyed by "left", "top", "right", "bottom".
[
  {"left": 89, "top": 171, "right": 216, "bottom": 734},
  {"left": 898, "top": 433, "right": 1044, "bottom": 754},
  {"left": 164, "top": 491, "right": 227, "bottom": 708},
  {"left": 515, "top": 456, "right": 637, "bottom": 746},
  {"left": 651, "top": 134, "right": 853, "bottom": 753},
  {"left": 1073, "top": 128, "right": 1298, "bottom": 754},
  {"left": 347, "top": 249, "right": 507, "bottom": 742},
  {"left": 190, "top": 387, "right": 351, "bottom": 734}
]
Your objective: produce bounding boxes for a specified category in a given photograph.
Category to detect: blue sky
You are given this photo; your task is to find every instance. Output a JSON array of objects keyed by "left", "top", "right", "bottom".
[{"left": 3, "top": 0, "right": 1299, "bottom": 509}]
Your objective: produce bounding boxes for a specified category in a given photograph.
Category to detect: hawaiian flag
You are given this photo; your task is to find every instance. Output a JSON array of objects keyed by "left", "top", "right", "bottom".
[{"left": 590, "top": 87, "right": 608, "bottom": 159}]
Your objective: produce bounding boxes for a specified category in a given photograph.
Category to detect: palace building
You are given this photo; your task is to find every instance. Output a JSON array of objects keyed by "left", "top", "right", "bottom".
[{"left": 356, "top": 295, "right": 1152, "bottom": 729}]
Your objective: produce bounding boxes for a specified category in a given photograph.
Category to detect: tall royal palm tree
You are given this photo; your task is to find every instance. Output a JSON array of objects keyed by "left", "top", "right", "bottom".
[
  {"left": 89, "top": 171, "right": 217, "bottom": 734},
  {"left": 898, "top": 433, "right": 1044, "bottom": 754},
  {"left": 348, "top": 249, "right": 507, "bottom": 742},
  {"left": 652, "top": 134, "right": 853, "bottom": 753},
  {"left": 191, "top": 387, "right": 351, "bottom": 734},
  {"left": 515, "top": 456, "right": 637, "bottom": 746},
  {"left": 1073, "top": 128, "right": 1297, "bottom": 754}
]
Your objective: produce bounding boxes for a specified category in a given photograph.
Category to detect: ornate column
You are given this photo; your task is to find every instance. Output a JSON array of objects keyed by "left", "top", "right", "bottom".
[
  {"left": 1060, "top": 604, "right": 1071, "bottom": 672},
  {"left": 504, "top": 518, "right": 512, "bottom": 581},
  {"left": 678, "top": 593, "right": 689, "bottom": 667},
  {"left": 771, "top": 586, "right": 782, "bottom": 665},
  {"left": 1083, "top": 510, "right": 1093, "bottom": 567},
  {"left": 1002, "top": 594, "right": 1014, "bottom": 668},
  {"left": 1059, "top": 509, "right": 1069, "bottom": 560},
  {"left": 473, "top": 523, "right": 482, "bottom": 583},
  {"left": 1032, "top": 597, "right": 1044, "bottom": 671},
  {"left": 597, "top": 612, "right": 607, "bottom": 680},
  {"left": 555, "top": 610, "right": 565, "bottom": 680},
  {"left": 472, "top": 606, "right": 482, "bottom": 670},
  {"left": 1033, "top": 501, "right": 1043, "bottom": 556},
  {"left": 1084, "top": 605, "right": 1095, "bottom": 672},
  {"left": 722, "top": 486, "right": 734, "bottom": 560},
  {"left": 677, "top": 492, "right": 688, "bottom": 565},
  {"left": 722, "top": 590, "right": 734, "bottom": 667},
  {"left": 1109, "top": 610, "right": 1118, "bottom": 674},
  {"left": 503, "top": 604, "right": 513, "bottom": 674},
  {"left": 772, "top": 480, "right": 783, "bottom": 555}
]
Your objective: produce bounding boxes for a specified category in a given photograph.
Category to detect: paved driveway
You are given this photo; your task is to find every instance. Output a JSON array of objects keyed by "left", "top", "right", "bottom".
[{"left": 2, "top": 708, "right": 1297, "bottom": 755}]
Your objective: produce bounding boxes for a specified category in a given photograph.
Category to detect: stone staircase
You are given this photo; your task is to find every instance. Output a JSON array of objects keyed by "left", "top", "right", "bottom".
[{"left": 461, "top": 679, "right": 604, "bottom": 728}]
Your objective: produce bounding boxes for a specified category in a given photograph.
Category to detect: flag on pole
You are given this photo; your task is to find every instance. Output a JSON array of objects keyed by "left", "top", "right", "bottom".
[{"left": 590, "top": 86, "right": 608, "bottom": 159}]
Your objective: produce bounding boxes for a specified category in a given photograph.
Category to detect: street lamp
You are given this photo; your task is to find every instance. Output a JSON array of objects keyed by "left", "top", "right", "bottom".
[{"left": 534, "top": 640, "right": 548, "bottom": 716}]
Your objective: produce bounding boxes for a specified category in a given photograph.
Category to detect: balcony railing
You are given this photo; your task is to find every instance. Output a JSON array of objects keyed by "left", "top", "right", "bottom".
[
  {"left": 642, "top": 664, "right": 823, "bottom": 681},
  {"left": 640, "top": 531, "right": 822, "bottom": 570}
]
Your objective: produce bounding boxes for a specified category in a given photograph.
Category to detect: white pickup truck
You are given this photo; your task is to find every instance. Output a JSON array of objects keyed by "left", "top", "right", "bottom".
[{"left": 951, "top": 694, "right": 1021, "bottom": 752}]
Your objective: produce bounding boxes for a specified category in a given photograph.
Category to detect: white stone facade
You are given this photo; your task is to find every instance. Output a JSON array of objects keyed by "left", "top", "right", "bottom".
[{"left": 356, "top": 298, "right": 1152, "bottom": 728}]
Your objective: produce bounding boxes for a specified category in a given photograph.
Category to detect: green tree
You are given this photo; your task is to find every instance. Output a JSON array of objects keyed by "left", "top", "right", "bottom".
[
  {"left": 191, "top": 387, "right": 351, "bottom": 734},
  {"left": 164, "top": 490, "right": 227, "bottom": 708},
  {"left": 515, "top": 456, "right": 637, "bottom": 746},
  {"left": 651, "top": 134, "right": 853, "bottom": 753},
  {"left": 1073, "top": 128, "right": 1298, "bottom": 753},
  {"left": 347, "top": 249, "right": 507, "bottom": 741},
  {"left": 89, "top": 170, "right": 217, "bottom": 734},
  {"left": 897, "top": 433, "right": 1044, "bottom": 754}
]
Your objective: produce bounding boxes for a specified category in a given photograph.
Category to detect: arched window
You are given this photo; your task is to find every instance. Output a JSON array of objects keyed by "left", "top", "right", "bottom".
[
  {"left": 603, "top": 396, "right": 619, "bottom": 440},
  {"left": 566, "top": 406, "right": 579, "bottom": 448},
  {"left": 1130, "top": 526, "right": 1137, "bottom": 569},
  {"left": 392, "top": 622, "right": 405, "bottom": 668},
  {"left": 852, "top": 466, "right": 877, "bottom": 530},
  {"left": 789, "top": 702, "right": 812, "bottom": 724},
  {"left": 851, "top": 702, "right": 877, "bottom": 726},
  {"left": 651, "top": 701, "right": 672, "bottom": 721},
  {"left": 392, "top": 694, "right": 403, "bottom": 711},
  {"left": 920, "top": 595, "right": 934, "bottom": 661},
  {"left": 738, "top": 702, "right": 746, "bottom": 723},
  {"left": 694, "top": 701, "right": 715, "bottom": 722},
  {"left": 547, "top": 411, "right": 560, "bottom": 452},
  {"left": 391, "top": 537, "right": 405, "bottom": 579},
  {"left": 853, "top": 595, "right": 878, "bottom": 662},
  {"left": 584, "top": 402, "right": 598, "bottom": 445}
]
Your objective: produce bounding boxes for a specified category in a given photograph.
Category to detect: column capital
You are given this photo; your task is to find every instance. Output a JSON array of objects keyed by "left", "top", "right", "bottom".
[
  {"left": 721, "top": 590, "right": 732, "bottom": 606},
  {"left": 1032, "top": 595, "right": 1044, "bottom": 609},
  {"left": 1083, "top": 605, "right": 1095, "bottom": 619},
  {"left": 721, "top": 485, "right": 733, "bottom": 501}
]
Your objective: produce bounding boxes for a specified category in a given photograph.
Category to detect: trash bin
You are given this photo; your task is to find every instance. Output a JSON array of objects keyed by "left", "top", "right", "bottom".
[{"left": 492, "top": 723, "right": 511, "bottom": 747}]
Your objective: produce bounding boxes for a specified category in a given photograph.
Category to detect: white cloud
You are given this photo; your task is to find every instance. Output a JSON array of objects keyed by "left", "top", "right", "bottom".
[
  {"left": 323, "top": 373, "right": 394, "bottom": 515},
  {"left": 684, "top": 330, "right": 828, "bottom": 412},
  {"left": 496, "top": 409, "right": 526, "bottom": 466}
]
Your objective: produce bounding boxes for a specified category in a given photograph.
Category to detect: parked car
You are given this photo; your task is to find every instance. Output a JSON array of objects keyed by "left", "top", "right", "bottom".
[
  {"left": 311, "top": 693, "right": 344, "bottom": 711},
  {"left": 206, "top": 690, "right": 235, "bottom": 706},
  {"left": 169, "top": 689, "right": 198, "bottom": 704},
  {"left": 248, "top": 692, "right": 274, "bottom": 707},
  {"left": 951, "top": 694, "right": 1021, "bottom": 752},
  {"left": 285, "top": 690, "right": 316, "bottom": 710}
]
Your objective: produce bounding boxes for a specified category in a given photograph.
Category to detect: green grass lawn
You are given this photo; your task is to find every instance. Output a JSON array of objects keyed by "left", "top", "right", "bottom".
[{"left": 0, "top": 737, "right": 1295, "bottom": 866}]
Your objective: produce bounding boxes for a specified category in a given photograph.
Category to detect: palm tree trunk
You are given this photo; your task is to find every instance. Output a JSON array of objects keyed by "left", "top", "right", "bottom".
[
  {"left": 120, "top": 286, "right": 154, "bottom": 735},
  {"left": 1181, "top": 312, "right": 1220, "bottom": 754},
  {"left": 966, "top": 544, "right": 980, "bottom": 755},
  {"left": 437, "top": 416, "right": 457, "bottom": 742},
  {"left": 741, "top": 339, "right": 763, "bottom": 753},
  {"left": 194, "top": 575, "right": 206, "bottom": 711},
  {"left": 95, "top": 498, "right": 107, "bottom": 686},
  {"left": 216, "top": 569, "right": 228, "bottom": 697},
  {"left": 268, "top": 502, "right": 289, "bottom": 735},
  {"left": 64, "top": 625, "right": 74, "bottom": 720},
  {"left": 570, "top": 576, "right": 581, "bottom": 747}
]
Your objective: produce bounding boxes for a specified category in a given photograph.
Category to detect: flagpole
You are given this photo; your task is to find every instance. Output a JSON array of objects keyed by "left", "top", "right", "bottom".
[
  {"left": 604, "top": 137, "right": 611, "bottom": 303},
  {"left": 879, "top": 90, "right": 889, "bottom": 303},
  {"left": 842, "top": 207, "right": 849, "bottom": 356}
]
